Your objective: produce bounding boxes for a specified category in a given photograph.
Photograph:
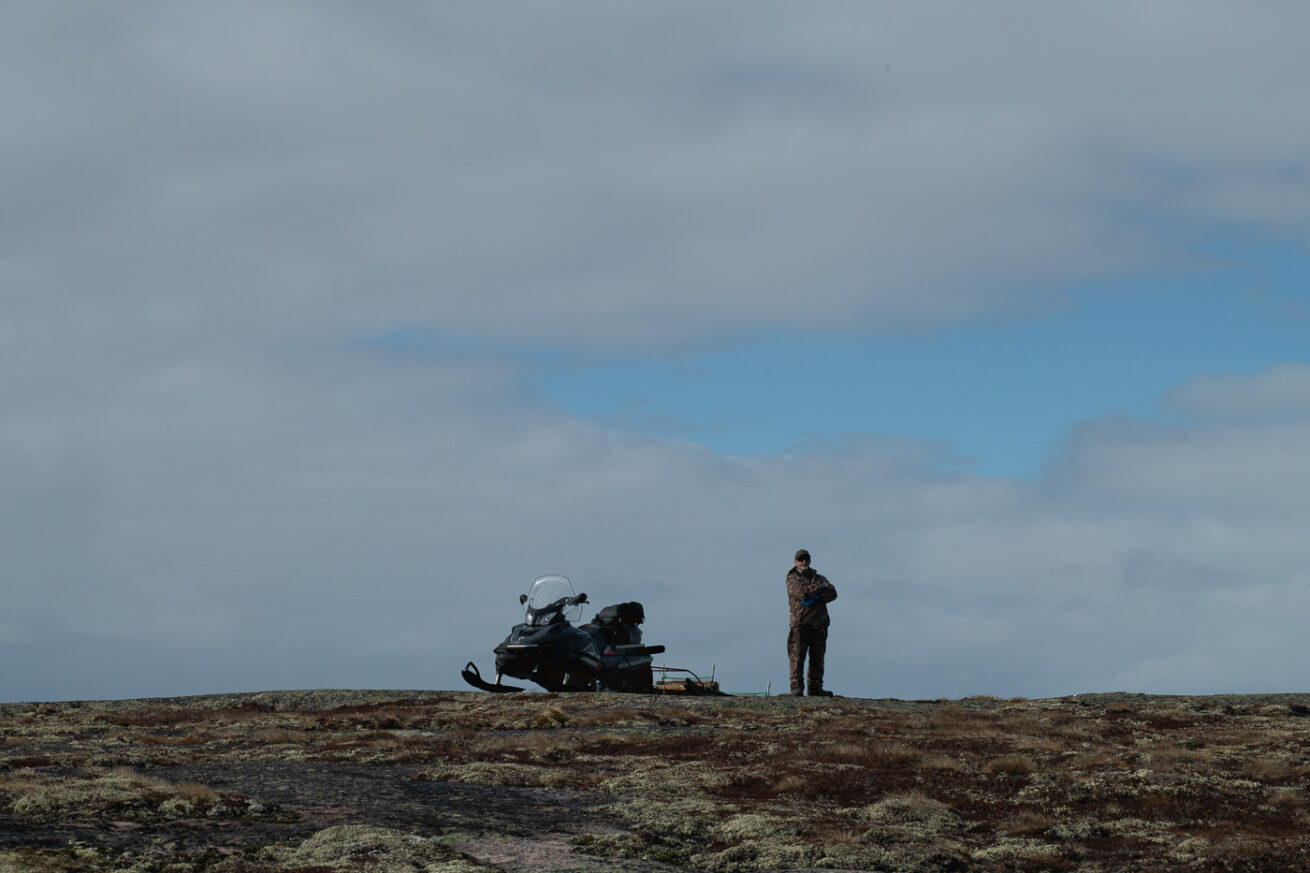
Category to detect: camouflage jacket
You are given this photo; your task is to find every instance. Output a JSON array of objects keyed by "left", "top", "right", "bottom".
[{"left": 786, "top": 567, "right": 837, "bottom": 627}]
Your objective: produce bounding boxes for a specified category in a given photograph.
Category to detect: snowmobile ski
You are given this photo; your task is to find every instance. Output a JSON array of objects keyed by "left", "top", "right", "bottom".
[{"left": 461, "top": 661, "right": 524, "bottom": 693}]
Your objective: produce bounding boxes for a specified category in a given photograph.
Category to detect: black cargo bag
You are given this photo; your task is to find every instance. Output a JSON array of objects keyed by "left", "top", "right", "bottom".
[{"left": 595, "top": 601, "right": 645, "bottom": 626}]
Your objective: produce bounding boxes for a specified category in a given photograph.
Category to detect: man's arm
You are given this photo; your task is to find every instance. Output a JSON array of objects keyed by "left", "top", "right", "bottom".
[
  {"left": 794, "top": 572, "right": 835, "bottom": 606},
  {"left": 788, "top": 572, "right": 823, "bottom": 603},
  {"left": 806, "top": 573, "right": 836, "bottom": 605}
]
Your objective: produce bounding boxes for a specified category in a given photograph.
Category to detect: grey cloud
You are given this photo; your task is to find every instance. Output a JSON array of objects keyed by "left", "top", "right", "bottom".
[
  {"left": 1167, "top": 364, "right": 1310, "bottom": 421},
  {"left": 1117, "top": 548, "right": 1248, "bottom": 593},
  {"left": 8, "top": 4, "right": 1310, "bottom": 354},
  {"left": 1044, "top": 410, "right": 1310, "bottom": 518}
]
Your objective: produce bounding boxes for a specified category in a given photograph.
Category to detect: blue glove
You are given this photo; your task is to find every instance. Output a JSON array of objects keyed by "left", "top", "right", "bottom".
[{"left": 800, "top": 596, "right": 820, "bottom": 606}]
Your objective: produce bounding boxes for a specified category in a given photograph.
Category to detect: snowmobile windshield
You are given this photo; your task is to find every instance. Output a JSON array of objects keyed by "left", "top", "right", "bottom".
[{"left": 524, "top": 574, "right": 583, "bottom": 626}]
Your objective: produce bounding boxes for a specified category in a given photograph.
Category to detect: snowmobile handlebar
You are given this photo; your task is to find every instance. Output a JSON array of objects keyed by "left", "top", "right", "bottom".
[{"left": 524, "top": 593, "right": 589, "bottom": 626}]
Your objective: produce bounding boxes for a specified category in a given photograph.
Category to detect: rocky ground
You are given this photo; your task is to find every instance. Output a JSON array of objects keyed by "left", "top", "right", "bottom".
[{"left": 3, "top": 689, "right": 1310, "bottom": 871}]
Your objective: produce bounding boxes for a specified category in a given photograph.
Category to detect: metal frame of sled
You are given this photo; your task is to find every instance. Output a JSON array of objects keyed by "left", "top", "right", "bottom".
[{"left": 652, "top": 664, "right": 724, "bottom": 695}]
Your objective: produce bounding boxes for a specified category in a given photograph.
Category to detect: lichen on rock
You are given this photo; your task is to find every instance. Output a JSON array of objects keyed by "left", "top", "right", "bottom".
[{"left": 217, "top": 824, "right": 489, "bottom": 872}]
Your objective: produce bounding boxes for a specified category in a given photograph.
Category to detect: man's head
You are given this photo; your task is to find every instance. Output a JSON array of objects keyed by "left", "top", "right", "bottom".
[{"left": 794, "top": 549, "right": 811, "bottom": 568}]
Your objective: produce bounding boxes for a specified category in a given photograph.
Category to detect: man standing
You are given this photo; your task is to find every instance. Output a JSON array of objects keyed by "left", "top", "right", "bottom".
[{"left": 785, "top": 549, "right": 837, "bottom": 697}]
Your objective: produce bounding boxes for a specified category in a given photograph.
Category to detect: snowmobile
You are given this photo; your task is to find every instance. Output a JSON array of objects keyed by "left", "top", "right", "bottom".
[{"left": 462, "top": 574, "right": 716, "bottom": 694}]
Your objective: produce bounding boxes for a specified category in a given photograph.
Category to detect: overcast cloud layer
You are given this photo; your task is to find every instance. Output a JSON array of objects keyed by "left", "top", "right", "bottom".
[{"left": 4, "top": 3, "right": 1310, "bottom": 702}]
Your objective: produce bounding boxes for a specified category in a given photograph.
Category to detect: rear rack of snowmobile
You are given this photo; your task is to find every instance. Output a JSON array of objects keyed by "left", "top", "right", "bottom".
[{"left": 652, "top": 664, "right": 725, "bottom": 695}]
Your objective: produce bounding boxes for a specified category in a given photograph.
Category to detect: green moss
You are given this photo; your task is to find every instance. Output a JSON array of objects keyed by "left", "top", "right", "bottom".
[
  {"left": 713, "top": 812, "right": 801, "bottom": 841},
  {"left": 846, "top": 793, "right": 965, "bottom": 845},
  {"left": 970, "top": 836, "right": 1064, "bottom": 864},
  {"left": 820, "top": 842, "right": 970, "bottom": 873},
  {"left": 596, "top": 759, "right": 732, "bottom": 798},
  {"left": 420, "top": 761, "right": 571, "bottom": 787},
  {"left": 569, "top": 832, "right": 647, "bottom": 858},
  {"left": 0, "top": 845, "right": 233, "bottom": 873},
  {"left": 690, "top": 841, "right": 817, "bottom": 872},
  {"left": 215, "top": 825, "right": 493, "bottom": 872},
  {"left": 0, "top": 847, "right": 99, "bottom": 873},
  {"left": 602, "top": 796, "right": 732, "bottom": 837}
]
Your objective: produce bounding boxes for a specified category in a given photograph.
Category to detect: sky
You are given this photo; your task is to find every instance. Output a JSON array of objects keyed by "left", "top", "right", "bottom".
[{"left": 4, "top": 2, "right": 1310, "bottom": 703}]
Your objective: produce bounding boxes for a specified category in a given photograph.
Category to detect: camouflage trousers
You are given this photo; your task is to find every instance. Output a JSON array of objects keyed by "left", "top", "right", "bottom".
[{"left": 787, "top": 624, "right": 828, "bottom": 694}]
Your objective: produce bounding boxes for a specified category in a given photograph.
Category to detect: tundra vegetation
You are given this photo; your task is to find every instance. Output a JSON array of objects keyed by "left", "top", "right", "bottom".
[{"left": 3, "top": 690, "right": 1310, "bottom": 871}]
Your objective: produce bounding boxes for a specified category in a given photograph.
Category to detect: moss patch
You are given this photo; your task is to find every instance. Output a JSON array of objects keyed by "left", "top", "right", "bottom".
[{"left": 216, "top": 825, "right": 492, "bottom": 872}]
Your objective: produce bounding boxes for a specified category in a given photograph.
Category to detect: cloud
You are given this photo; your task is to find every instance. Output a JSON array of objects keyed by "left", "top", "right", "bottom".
[
  {"left": 8, "top": 4, "right": 1310, "bottom": 354},
  {"left": 1167, "top": 364, "right": 1310, "bottom": 421},
  {"left": 4, "top": 5, "right": 1310, "bottom": 701}
]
